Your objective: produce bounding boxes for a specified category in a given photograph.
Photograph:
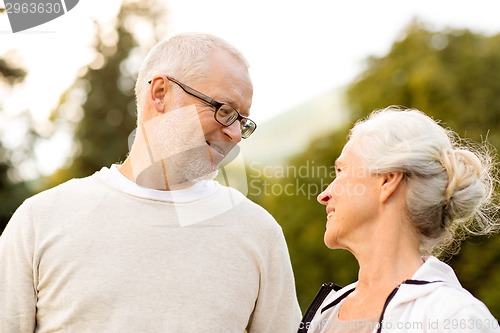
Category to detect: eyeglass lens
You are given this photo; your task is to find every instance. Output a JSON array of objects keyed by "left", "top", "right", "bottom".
[{"left": 215, "top": 105, "right": 255, "bottom": 138}]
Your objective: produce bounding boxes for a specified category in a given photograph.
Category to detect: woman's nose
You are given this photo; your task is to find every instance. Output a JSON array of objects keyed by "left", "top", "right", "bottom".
[{"left": 317, "top": 184, "right": 332, "bottom": 205}]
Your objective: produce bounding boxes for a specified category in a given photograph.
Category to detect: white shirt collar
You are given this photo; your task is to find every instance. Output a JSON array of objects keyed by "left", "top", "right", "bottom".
[{"left": 98, "top": 164, "right": 218, "bottom": 203}]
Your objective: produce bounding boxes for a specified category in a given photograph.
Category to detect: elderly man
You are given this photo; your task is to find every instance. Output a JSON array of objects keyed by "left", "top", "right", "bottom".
[{"left": 0, "top": 33, "right": 301, "bottom": 332}]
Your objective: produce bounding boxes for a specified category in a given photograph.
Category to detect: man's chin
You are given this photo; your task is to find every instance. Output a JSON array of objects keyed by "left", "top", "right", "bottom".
[
  {"left": 178, "top": 157, "right": 219, "bottom": 183},
  {"left": 191, "top": 169, "right": 219, "bottom": 182}
]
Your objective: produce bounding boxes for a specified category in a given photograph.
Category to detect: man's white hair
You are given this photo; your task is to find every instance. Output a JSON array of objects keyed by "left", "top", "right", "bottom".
[{"left": 135, "top": 32, "right": 249, "bottom": 121}]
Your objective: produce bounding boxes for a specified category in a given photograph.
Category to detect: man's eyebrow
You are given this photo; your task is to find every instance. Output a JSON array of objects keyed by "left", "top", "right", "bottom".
[{"left": 220, "top": 97, "right": 250, "bottom": 117}]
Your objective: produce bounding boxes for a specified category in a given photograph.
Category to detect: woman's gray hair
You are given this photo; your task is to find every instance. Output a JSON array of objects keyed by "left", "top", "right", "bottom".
[
  {"left": 349, "top": 106, "right": 499, "bottom": 256},
  {"left": 134, "top": 32, "right": 249, "bottom": 120}
]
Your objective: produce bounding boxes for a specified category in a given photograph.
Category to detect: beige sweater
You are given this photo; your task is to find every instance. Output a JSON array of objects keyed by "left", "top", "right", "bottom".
[{"left": 0, "top": 167, "right": 301, "bottom": 332}]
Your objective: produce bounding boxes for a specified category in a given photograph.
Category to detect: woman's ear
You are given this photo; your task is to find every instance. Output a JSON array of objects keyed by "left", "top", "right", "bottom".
[
  {"left": 148, "top": 76, "right": 170, "bottom": 114},
  {"left": 379, "top": 171, "right": 405, "bottom": 204}
]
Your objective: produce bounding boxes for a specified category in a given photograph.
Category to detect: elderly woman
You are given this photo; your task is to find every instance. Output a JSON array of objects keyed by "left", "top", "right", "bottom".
[{"left": 299, "top": 107, "right": 499, "bottom": 333}]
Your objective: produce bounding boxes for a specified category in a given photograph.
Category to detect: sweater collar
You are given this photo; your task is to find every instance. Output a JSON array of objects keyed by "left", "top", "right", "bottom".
[{"left": 98, "top": 164, "right": 218, "bottom": 203}]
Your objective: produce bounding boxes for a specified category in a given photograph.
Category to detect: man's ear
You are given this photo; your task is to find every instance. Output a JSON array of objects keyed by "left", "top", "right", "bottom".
[
  {"left": 379, "top": 171, "right": 405, "bottom": 204},
  {"left": 148, "top": 76, "right": 170, "bottom": 114}
]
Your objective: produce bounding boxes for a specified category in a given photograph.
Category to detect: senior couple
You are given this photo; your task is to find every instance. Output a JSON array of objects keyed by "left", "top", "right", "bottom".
[{"left": 0, "top": 33, "right": 498, "bottom": 332}]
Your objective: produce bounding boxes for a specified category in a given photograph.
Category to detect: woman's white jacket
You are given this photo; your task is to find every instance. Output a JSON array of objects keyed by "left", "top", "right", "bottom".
[{"left": 303, "top": 256, "right": 499, "bottom": 332}]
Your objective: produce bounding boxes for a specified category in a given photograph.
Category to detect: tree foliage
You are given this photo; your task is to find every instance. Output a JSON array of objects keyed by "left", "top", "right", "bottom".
[
  {"left": 0, "top": 59, "right": 26, "bottom": 84},
  {"left": 347, "top": 20, "right": 500, "bottom": 149},
  {"left": 48, "top": 0, "right": 165, "bottom": 186},
  {"left": 0, "top": 58, "right": 30, "bottom": 233}
]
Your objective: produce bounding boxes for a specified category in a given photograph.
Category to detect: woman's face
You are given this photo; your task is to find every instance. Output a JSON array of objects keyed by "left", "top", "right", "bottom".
[{"left": 317, "top": 140, "right": 383, "bottom": 250}]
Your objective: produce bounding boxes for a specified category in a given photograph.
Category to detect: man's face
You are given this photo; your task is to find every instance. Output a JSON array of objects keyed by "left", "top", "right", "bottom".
[
  {"left": 187, "top": 50, "right": 253, "bottom": 165},
  {"left": 148, "top": 50, "right": 253, "bottom": 184}
]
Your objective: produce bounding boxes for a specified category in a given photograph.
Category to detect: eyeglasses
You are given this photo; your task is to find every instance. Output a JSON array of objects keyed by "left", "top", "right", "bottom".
[{"left": 148, "top": 76, "right": 257, "bottom": 139}]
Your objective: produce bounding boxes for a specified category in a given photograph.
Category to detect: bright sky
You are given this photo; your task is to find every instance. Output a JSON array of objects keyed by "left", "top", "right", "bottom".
[
  {"left": 1, "top": 0, "right": 500, "bottom": 175},
  {"left": 170, "top": 0, "right": 500, "bottom": 124}
]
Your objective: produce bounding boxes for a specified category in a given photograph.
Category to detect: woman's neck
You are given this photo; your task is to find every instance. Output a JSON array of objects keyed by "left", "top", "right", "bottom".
[{"left": 338, "top": 218, "right": 423, "bottom": 321}]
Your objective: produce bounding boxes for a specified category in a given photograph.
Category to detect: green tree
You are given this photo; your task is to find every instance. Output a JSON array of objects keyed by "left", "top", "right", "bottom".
[
  {"left": 0, "top": 58, "right": 30, "bottom": 233},
  {"left": 49, "top": 0, "right": 166, "bottom": 185},
  {"left": 0, "top": 59, "right": 26, "bottom": 83},
  {"left": 347, "top": 20, "right": 500, "bottom": 149}
]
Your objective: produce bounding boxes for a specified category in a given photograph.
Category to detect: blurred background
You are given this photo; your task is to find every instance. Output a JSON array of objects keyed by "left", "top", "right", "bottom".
[{"left": 1, "top": 0, "right": 499, "bottom": 317}]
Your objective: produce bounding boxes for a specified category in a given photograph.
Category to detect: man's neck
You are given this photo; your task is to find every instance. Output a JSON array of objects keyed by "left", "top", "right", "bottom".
[{"left": 118, "top": 158, "right": 193, "bottom": 191}]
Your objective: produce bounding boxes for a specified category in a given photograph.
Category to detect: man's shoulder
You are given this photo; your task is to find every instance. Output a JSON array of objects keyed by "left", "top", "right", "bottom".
[
  {"left": 25, "top": 172, "right": 103, "bottom": 207},
  {"left": 220, "top": 184, "right": 275, "bottom": 218},
  {"left": 7, "top": 173, "right": 106, "bottom": 229},
  {"left": 216, "top": 184, "right": 283, "bottom": 234}
]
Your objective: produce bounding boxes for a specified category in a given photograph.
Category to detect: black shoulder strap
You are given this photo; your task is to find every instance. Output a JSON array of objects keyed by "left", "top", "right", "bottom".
[
  {"left": 320, "top": 287, "right": 355, "bottom": 313},
  {"left": 297, "top": 282, "right": 341, "bottom": 333}
]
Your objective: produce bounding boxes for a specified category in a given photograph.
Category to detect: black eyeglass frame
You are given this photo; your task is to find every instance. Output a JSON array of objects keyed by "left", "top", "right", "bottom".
[{"left": 147, "top": 76, "right": 257, "bottom": 139}]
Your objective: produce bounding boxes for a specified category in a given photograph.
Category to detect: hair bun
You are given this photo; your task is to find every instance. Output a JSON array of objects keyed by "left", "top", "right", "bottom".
[
  {"left": 441, "top": 149, "right": 487, "bottom": 220},
  {"left": 441, "top": 149, "right": 483, "bottom": 203}
]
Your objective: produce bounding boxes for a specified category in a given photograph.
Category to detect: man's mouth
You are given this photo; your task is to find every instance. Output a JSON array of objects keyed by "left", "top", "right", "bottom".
[
  {"left": 206, "top": 141, "right": 226, "bottom": 158},
  {"left": 206, "top": 141, "right": 226, "bottom": 159}
]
